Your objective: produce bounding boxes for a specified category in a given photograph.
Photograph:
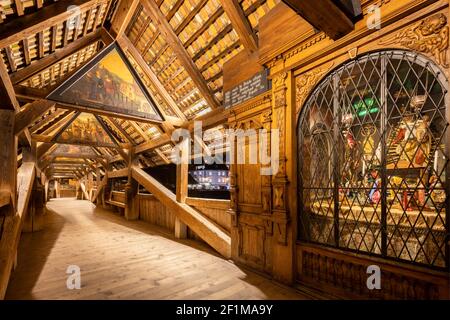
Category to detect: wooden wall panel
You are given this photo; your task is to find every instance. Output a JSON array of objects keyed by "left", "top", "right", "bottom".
[
  {"left": 186, "top": 197, "right": 231, "bottom": 233},
  {"left": 138, "top": 194, "right": 176, "bottom": 231},
  {"left": 111, "top": 191, "right": 125, "bottom": 204},
  {"left": 258, "top": 2, "right": 316, "bottom": 65},
  {"left": 296, "top": 243, "right": 450, "bottom": 299},
  {"left": 59, "top": 189, "right": 76, "bottom": 198}
]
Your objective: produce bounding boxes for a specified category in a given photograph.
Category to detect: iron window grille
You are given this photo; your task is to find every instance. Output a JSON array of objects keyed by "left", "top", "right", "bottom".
[{"left": 297, "top": 50, "right": 449, "bottom": 270}]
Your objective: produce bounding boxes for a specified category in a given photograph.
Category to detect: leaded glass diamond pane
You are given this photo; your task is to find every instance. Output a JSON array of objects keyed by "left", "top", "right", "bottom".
[{"left": 298, "top": 51, "right": 448, "bottom": 269}]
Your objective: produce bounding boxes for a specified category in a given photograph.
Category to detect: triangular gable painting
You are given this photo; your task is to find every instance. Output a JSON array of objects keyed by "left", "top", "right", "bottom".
[
  {"left": 53, "top": 112, "right": 118, "bottom": 148},
  {"left": 47, "top": 43, "right": 163, "bottom": 122},
  {"left": 52, "top": 144, "right": 99, "bottom": 158}
]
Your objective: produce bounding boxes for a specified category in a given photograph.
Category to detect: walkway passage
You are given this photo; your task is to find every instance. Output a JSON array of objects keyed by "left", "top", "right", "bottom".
[{"left": 5, "top": 199, "right": 311, "bottom": 300}]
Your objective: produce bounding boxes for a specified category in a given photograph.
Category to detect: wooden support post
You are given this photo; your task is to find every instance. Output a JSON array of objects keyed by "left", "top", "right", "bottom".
[
  {"left": 44, "top": 180, "right": 49, "bottom": 202},
  {"left": 175, "top": 138, "right": 189, "bottom": 238},
  {"left": 0, "top": 110, "right": 18, "bottom": 299},
  {"left": 88, "top": 171, "right": 94, "bottom": 201},
  {"left": 125, "top": 149, "right": 139, "bottom": 220},
  {"left": 95, "top": 162, "right": 101, "bottom": 205},
  {"left": 54, "top": 179, "right": 60, "bottom": 198},
  {"left": 0, "top": 110, "right": 17, "bottom": 216}
]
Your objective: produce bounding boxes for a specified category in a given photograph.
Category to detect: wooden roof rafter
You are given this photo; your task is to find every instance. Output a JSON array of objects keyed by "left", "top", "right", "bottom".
[
  {"left": 220, "top": 0, "right": 257, "bottom": 53},
  {"left": 141, "top": 0, "right": 220, "bottom": 110}
]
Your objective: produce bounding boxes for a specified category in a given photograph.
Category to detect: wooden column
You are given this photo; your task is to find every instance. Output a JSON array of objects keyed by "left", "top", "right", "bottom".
[
  {"left": 0, "top": 110, "right": 17, "bottom": 216},
  {"left": 54, "top": 179, "right": 60, "bottom": 198},
  {"left": 0, "top": 110, "right": 18, "bottom": 299},
  {"left": 75, "top": 180, "right": 81, "bottom": 200},
  {"left": 87, "top": 171, "right": 94, "bottom": 201},
  {"left": 44, "top": 179, "right": 49, "bottom": 202},
  {"left": 96, "top": 162, "right": 102, "bottom": 206},
  {"left": 270, "top": 71, "right": 296, "bottom": 284},
  {"left": 102, "top": 160, "right": 110, "bottom": 208},
  {"left": 125, "top": 150, "right": 139, "bottom": 220},
  {"left": 175, "top": 138, "right": 189, "bottom": 239}
]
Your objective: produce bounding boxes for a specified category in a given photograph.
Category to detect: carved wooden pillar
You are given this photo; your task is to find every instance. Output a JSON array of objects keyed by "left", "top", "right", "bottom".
[
  {"left": 227, "top": 127, "right": 238, "bottom": 227},
  {"left": 227, "top": 123, "right": 239, "bottom": 258},
  {"left": 271, "top": 72, "right": 290, "bottom": 245},
  {"left": 261, "top": 110, "right": 273, "bottom": 235},
  {"left": 271, "top": 70, "right": 295, "bottom": 284}
]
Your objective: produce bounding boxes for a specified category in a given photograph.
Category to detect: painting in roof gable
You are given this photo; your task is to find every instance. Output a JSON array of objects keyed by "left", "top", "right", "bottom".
[{"left": 47, "top": 43, "right": 164, "bottom": 122}]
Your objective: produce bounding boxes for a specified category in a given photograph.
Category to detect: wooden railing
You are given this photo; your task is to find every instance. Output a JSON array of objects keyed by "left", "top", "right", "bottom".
[
  {"left": 132, "top": 167, "right": 231, "bottom": 258},
  {"left": 106, "top": 191, "right": 126, "bottom": 209},
  {"left": 0, "top": 162, "right": 35, "bottom": 299},
  {"left": 137, "top": 194, "right": 231, "bottom": 238}
]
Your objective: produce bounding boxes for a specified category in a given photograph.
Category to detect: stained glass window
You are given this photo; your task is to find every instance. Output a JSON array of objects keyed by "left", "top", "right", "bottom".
[{"left": 298, "top": 51, "right": 449, "bottom": 269}]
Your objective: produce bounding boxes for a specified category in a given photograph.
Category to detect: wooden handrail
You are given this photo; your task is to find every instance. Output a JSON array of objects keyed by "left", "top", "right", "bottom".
[
  {"left": 185, "top": 197, "right": 230, "bottom": 210},
  {"left": 132, "top": 166, "right": 231, "bottom": 258}
]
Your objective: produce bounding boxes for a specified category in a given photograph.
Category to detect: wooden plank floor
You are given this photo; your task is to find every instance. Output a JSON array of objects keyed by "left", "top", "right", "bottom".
[{"left": 5, "top": 199, "right": 311, "bottom": 300}]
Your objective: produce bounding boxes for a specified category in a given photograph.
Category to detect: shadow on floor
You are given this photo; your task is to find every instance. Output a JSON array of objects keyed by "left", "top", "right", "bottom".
[
  {"left": 5, "top": 201, "right": 66, "bottom": 299},
  {"left": 6, "top": 199, "right": 314, "bottom": 300}
]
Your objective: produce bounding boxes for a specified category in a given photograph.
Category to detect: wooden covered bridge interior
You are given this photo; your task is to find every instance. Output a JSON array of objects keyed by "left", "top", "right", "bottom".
[{"left": 1, "top": 0, "right": 450, "bottom": 300}]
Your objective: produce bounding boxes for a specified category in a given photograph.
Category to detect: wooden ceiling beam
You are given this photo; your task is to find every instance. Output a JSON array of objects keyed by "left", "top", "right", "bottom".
[
  {"left": 30, "top": 109, "right": 63, "bottom": 133},
  {"left": 0, "top": 0, "right": 102, "bottom": 49},
  {"left": 109, "top": 0, "right": 140, "bottom": 38},
  {"left": 106, "top": 117, "right": 136, "bottom": 145},
  {"left": 141, "top": 0, "right": 220, "bottom": 110},
  {"left": 14, "top": 100, "right": 56, "bottom": 135},
  {"left": 135, "top": 105, "right": 227, "bottom": 154},
  {"left": 220, "top": 0, "right": 258, "bottom": 53},
  {"left": 0, "top": 55, "right": 20, "bottom": 111},
  {"left": 281, "top": 0, "right": 355, "bottom": 40},
  {"left": 174, "top": 0, "right": 209, "bottom": 35},
  {"left": 185, "top": 7, "right": 224, "bottom": 48},
  {"left": 14, "top": 0, "right": 24, "bottom": 16},
  {"left": 10, "top": 27, "right": 104, "bottom": 85},
  {"left": 14, "top": 85, "right": 167, "bottom": 125}
]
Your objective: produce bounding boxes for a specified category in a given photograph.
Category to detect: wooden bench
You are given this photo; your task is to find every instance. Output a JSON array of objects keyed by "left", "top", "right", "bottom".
[
  {"left": 106, "top": 191, "right": 126, "bottom": 214},
  {"left": 105, "top": 200, "right": 125, "bottom": 208}
]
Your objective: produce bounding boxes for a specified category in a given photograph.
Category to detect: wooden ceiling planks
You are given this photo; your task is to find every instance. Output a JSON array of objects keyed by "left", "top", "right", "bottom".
[{"left": 1, "top": 0, "right": 276, "bottom": 169}]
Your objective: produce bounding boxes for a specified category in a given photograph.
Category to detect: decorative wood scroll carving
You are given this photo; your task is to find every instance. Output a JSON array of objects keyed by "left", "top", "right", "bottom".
[
  {"left": 297, "top": 244, "right": 449, "bottom": 299},
  {"left": 295, "top": 63, "right": 334, "bottom": 116},
  {"left": 379, "top": 13, "right": 449, "bottom": 67}
]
